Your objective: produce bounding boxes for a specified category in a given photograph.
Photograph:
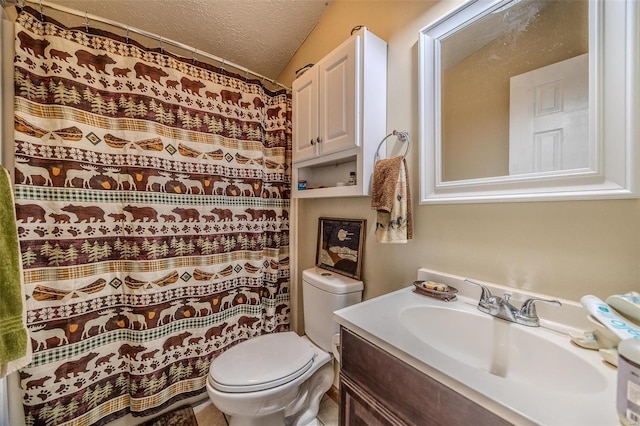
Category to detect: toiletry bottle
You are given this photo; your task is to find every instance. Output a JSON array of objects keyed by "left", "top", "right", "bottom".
[
  {"left": 617, "top": 338, "right": 640, "bottom": 425},
  {"left": 348, "top": 172, "right": 356, "bottom": 186}
]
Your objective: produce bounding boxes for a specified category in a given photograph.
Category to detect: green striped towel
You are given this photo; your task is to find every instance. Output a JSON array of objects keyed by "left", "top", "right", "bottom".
[{"left": 0, "top": 166, "right": 30, "bottom": 376}]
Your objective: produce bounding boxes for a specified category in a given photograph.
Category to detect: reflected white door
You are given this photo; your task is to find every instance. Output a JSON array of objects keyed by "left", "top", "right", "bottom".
[{"left": 509, "top": 53, "right": 589, "bottom": 175}]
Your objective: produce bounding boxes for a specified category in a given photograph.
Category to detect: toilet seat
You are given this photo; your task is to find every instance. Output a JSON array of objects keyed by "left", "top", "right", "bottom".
[{"left": 209, "top": 332, "right": 317, "bottom": 393}]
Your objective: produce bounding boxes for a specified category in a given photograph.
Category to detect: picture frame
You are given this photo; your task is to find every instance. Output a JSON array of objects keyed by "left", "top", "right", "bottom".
[{"left": 316, "top": 217, "right": 366, "bottom": 280}]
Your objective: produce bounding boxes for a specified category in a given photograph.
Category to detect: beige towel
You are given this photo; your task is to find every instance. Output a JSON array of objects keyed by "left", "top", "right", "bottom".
[
  {"left": 371, "top": 156, "right": 412, "bottom": 243},
  {"left": 0, "top": 166, "right": 31, "bottom": 377}
]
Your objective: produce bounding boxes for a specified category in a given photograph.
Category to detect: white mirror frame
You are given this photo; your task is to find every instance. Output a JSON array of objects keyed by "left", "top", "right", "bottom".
[{"left": 419, "top": 0, "right": 639, "bottom": 203}]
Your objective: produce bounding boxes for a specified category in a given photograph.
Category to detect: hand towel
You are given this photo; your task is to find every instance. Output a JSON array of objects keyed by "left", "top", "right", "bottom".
[
  {"left": 0, "top": 165, "right": 31, "bottom": 377},
  {"left": 371, "top": 156, "right": 413, "bottom": 243}
]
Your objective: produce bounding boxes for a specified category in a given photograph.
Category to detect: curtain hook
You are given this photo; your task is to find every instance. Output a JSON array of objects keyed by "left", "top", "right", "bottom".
[
  {"left": 192, "top": 48, "right": 197, "bottom": 64},
  {"left": 220, "top": 59, "right": 225, "bottom": 72},
  {"left": 84, "top": 12, "right": 89, "bottom": 33},
  {"left": 159, "top": 37, "right": 164, "bottom": 54},
  {"left": 125, "top": 26, "right": 129, "bottom": 44},
  {"left": 39, "top": 0, "right": 44, "bottom": 21}
]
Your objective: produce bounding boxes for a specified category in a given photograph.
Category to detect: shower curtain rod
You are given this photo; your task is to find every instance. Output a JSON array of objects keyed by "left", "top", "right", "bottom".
[{"left": 8, "top": 0, "right": 291, "bottom": 91}]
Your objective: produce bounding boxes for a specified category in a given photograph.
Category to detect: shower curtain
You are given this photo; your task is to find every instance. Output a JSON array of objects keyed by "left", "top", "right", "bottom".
[{"left": 12, "top": 6, "right": 291, "bottom": 425}]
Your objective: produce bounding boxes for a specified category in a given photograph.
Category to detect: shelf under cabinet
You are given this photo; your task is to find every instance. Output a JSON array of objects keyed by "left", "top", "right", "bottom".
[
  {"left": 293, "top": 184, "right": 367, "bottom": 199},
  {"left": 293, "top": 154, "right": 370, "bottom": 198}
]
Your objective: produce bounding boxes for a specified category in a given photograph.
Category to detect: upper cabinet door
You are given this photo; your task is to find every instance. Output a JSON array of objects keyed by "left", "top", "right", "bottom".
[
  {"left": 318, "top": 35, "right": 360, "bottom": 156},
  {"left": 292, "top": 66, "right": 319, "bottom": 162}
]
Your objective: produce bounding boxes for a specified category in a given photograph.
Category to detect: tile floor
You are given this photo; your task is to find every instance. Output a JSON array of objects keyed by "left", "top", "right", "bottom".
[{"left": 194, "top": 393, "right": 339, "bottom": 426}]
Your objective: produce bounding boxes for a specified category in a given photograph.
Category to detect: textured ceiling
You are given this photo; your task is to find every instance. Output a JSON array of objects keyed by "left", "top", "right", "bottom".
[{"left": 37, "top": 0, "right": 331, "bottom": 83}]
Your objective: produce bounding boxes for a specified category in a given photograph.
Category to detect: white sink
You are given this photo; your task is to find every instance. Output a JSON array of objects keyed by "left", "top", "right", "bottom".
[
  {"left": 334, "top": 269, "right": 619, "bottom": 426},
  {"left": 399, "top": 305, "right": 607, "bottom": 394}
]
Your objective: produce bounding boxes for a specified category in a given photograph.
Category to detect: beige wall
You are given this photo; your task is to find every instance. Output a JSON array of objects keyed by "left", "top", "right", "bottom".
[{"left": 279, "top": 0, "right": 640, "bottom": 329}]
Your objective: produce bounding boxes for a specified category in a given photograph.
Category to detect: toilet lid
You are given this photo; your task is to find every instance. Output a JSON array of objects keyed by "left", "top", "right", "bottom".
[{"left": 209, "top": 332, "right": 317, "bottom": 393}]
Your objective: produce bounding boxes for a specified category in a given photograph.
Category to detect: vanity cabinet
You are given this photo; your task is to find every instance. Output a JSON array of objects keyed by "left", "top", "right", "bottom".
[
  {"left": 339, "top": 327, "right": 511, "bottom": 426},
  {"left": 292, "top": 27, "right": 387, "bottom": 198}
]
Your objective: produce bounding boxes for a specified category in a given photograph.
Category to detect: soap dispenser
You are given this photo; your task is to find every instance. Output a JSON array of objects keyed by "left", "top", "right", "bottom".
[{"left": 617, "top": 339, "right": 640, "bottom": 425}]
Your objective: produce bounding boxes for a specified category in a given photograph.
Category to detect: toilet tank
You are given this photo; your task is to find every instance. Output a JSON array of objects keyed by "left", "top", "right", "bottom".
[{"left": 302, "top": 267, "right": 363, "bottom": 352}]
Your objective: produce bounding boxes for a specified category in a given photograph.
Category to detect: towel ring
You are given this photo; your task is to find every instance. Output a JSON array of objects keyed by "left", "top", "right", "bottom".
[{"left": 374, "top": 130, "right": 410, "bottom": 161}]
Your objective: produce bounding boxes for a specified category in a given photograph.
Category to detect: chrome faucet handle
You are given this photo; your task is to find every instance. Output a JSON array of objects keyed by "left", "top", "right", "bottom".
[
  {"left": 464, "top": 279, "right": 492, "bottom": 300},
  {"left": 518, "top": 298, "right": 562, "bottom": 326},
  {"left": 464, "top": 279, "right": 498, "bottom": 314}
]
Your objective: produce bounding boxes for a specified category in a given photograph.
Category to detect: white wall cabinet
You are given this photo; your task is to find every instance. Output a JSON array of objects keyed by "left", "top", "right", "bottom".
[{"left": 292, "top": 27, "right": 387, "bottom": 198}]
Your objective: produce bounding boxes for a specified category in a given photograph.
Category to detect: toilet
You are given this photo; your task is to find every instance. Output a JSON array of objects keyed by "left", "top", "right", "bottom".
[{"left": 206, "top": 267, "right": 363, "bottom": 426}]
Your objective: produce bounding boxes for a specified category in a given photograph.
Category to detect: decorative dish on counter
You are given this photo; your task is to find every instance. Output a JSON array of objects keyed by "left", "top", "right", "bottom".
[{"left": 412, "top": 280, "right": 458, "bottom": 301}]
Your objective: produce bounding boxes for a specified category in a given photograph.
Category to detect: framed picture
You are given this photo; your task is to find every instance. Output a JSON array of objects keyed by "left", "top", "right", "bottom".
[{"left": 316, "top": 217, "right": 366, "bottom": 280}]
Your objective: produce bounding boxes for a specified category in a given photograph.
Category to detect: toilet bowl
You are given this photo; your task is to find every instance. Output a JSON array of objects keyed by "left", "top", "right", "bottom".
[
  {"left": 207, "top": 267, "right": 363, "bottom": 426},
  {"left": 207, "top": 332, "right": 332, "bottom": 426}
]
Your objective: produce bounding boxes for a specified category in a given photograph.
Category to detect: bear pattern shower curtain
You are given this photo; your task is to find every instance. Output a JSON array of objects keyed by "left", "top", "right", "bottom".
[{"left": 13, "top": 6, "right": 291, "bottom": 425}]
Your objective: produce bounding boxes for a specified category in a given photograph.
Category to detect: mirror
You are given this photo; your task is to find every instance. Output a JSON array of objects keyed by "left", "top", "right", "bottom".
[{"left": 419, "top": 0, "right": 639, "bottom": 203}]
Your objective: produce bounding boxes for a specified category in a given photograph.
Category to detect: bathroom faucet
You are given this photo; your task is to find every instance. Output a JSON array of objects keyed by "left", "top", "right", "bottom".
[{"left": 464, "top": 279, "right": 561, "bottom": 327}]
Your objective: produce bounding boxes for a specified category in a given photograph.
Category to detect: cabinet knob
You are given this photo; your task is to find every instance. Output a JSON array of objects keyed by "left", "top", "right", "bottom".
[
  {"left": 316, "top": 137, "right": 322, "bottom": 144},
  {"left": 310, "top": 138, "right": 315, "bottom": 146}
]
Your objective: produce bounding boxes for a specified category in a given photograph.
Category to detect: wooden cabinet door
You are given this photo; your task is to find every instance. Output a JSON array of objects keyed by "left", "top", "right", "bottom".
[
  {"left": 340, "top": 328, "right": 511, "bottom": 426},
  {"left": 340, "top": 374, "right": 405, "bottom": 426},
  {"left": 318, "top": 34, "right": 359, "bottom": 156},
  {"left": 292, "top": 66, "right": 319, "bottom": 163}
]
